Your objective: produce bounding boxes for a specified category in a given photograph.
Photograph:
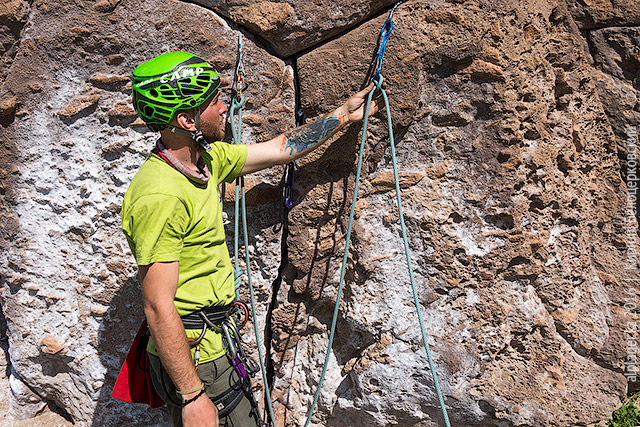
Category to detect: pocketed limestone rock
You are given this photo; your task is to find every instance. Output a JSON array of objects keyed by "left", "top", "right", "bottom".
[{"left": 275, "top": 0, "right": 635, "bottom": 425}]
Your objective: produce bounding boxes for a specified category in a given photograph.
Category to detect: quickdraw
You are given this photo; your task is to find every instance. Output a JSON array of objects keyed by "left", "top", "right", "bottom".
[
  {"left": 279, "top": 107, "right": 306, "bottom": 228},
  {"left": 361, "top": 1, "right": 402, "bottom": 90},
  {"left": 233, "top": 32, "right": 247, "bottom": 102}
]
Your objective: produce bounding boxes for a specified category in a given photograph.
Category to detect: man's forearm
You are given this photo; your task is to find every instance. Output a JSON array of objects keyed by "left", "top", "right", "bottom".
[
  {"left": 145, "top": 302, "right": 201, "bottom": 394},
  {"left": 240, "top": 106, "right": 348, "bottom": 175},
  {"left": 279, "top": 107, "right": 348, "bottom": 157}
]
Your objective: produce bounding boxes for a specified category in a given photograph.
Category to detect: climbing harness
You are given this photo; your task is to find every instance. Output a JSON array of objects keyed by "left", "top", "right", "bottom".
[
  {"left": 303, "top": 3, "right": 452, "bottom": 427},
  {"left": 174, "top": 302, "right": 258, "bottom": 419},
  {"left": 229, "top": 32, "right": 279, "bottom": 427}
]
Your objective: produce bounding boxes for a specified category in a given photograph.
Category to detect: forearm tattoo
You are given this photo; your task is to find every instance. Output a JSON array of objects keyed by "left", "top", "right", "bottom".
[{"left": 280, "top": 110, "right": 346, "bottom": 156}]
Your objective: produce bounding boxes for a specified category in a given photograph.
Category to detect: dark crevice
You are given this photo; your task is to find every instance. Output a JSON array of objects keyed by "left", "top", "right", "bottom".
[
  {"left": 579, "top": 23, "right": 640, "bottom": 32},
  {"left": 263, "top": 220, "right": 287, "bottom": 419},
  {"left": 287, "top": 2, "right": 401, "bottom": 60},
  {"left": 0, "top": 298, "right": 10, "bottom": 379},
  {"left": 47, "top": 399, "right": 74, "bottom": 423},
  {"left": 581, "top": 29, "right": 598, "bottom": 65},
  {"left": 179, "top": 0, "right": 403, "bottom": 63},
  {"left": 262, "top": 55, "right": 304, "bottom": 420}
]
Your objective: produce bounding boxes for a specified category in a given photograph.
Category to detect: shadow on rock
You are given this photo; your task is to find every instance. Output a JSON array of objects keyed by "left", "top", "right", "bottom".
[{"left": 91, "top": 273, "right": 170, "bottom": 426}]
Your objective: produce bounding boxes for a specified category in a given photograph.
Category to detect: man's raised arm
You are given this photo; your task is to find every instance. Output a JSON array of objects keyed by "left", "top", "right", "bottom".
[{"left": 240, "top": 81, "right": 385, "bottom": 175}]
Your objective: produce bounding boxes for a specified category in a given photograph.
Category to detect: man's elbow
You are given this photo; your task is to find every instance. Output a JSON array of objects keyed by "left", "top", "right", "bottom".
[{"left": 143, "top": 298, "right": 176, "bottom": 325}]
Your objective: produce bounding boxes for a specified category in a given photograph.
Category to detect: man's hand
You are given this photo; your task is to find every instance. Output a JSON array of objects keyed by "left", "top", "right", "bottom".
[
  {"left": 341, "top": 80, "right": 387, "bottom": 124},
  {"left": 182, "top": 392, "right": 219, "bottom": 427}
]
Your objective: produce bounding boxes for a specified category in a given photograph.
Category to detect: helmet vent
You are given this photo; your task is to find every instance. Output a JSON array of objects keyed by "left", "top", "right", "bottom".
[{"left": 182, "top": 88, "right": 202, "bottom": 96}]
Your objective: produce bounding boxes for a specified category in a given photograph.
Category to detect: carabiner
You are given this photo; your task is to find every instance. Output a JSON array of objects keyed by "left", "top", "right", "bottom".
[
  {"left": 233, "top": 300, "right": 250, "bottom": 329},
  {"left": 221, "top": 322, "right": 238, "bottom": 360}
]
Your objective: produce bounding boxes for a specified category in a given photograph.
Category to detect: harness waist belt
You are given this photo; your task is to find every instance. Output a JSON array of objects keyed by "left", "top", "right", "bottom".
[{"left": 180, "top": 304, "right": 235, "bottom": 330}]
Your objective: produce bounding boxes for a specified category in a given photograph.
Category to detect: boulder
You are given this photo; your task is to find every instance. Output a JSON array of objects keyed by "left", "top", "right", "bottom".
[{"left": 0, "top": 0, "right": 637, "bottom": 425}]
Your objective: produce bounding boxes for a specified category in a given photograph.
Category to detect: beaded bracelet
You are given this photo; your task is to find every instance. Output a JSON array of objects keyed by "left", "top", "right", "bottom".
[
  {"left": 177, "top": 383, "right": 204, "bottom": 395},
  {"left": 181, "top": 388, "right": 206, "bottom": 408}
]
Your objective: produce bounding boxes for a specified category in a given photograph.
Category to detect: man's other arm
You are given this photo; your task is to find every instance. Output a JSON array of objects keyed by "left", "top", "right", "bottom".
[{"left": 139, "top": 262, "right": 219, "bottom": 427}]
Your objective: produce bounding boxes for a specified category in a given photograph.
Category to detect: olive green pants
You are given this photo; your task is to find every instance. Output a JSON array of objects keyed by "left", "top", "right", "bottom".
[{"left": 148, "top": 353, "right": 257, "bottom": 427}]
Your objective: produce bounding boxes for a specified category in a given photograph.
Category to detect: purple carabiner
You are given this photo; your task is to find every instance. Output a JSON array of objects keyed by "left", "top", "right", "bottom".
[{"left": 231, "top": 355, "right": 249, "bottom": 380}]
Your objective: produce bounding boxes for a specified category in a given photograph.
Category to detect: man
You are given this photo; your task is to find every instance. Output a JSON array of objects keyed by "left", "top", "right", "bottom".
[{"left": 121, "top": 52, "right": 384, "bottom": 427}]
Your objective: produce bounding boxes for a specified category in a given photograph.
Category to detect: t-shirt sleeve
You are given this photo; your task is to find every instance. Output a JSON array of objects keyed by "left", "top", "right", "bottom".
[
  {"left": 121, "top": 194, "right": 189, "bottom": 265},
  {"left": 207, "top": 141, "right": 248, "bottom": 185}
]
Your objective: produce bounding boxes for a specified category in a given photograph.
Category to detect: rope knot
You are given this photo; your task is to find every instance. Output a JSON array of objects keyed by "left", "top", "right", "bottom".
[{"left": 373, "top": 73, "right": 384, "bottom": 91}]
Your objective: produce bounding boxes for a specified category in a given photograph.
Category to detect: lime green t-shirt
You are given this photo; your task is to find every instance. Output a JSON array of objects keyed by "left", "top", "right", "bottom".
[{"left": 121, "top": 140, "right": 247, "bottom": 363}]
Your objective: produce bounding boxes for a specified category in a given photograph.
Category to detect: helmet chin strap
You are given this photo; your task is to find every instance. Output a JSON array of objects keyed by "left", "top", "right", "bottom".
[{"left": 166, "top": 108, "right": 211, "bottom": 151}]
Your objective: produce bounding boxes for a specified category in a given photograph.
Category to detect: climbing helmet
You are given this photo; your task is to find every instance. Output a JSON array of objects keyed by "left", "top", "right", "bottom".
[{"left": 132, "top": 52, "right": 221, "bottom": 131}]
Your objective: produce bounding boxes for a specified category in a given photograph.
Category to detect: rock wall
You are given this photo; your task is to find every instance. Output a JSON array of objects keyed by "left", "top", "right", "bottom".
[{"left": 0, "top": 0, "right": 638, "bottom": 426}]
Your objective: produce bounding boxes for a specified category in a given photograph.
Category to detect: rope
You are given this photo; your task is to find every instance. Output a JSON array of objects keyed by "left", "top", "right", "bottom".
[
  {"left": 302, "top": 73, "right": 451, "bottom": 427},
  {"left": 303, "top": 5, "right": 451, "bottom": 424},
  {"left": 379, "top": 75, "right": 451, "bottom": 427},
  {"left": 229, "top": 32, "right": 278, "bottom": 427},
  {"left": 231, "top": 94, "right": 245, "bottom": 299}
]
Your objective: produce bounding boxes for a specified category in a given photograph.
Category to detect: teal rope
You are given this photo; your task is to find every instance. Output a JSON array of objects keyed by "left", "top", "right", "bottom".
[
  {"left": 229, "top": 94, "right": 279, "bottom": 427},
  {"left": 303, "top": 82, "right": 375, "bottom": 427},
  {"left": 303, "top": 74, "right": 451, "bottom": 427},
  {"left": 231, "top": 95, "right": 244, "bottom": 299},
  {"left": 378, "top": 76, "right": 451, "bottom": 427},
  {"left": 242, "top": 177, "right": 278, "bottom": 427}
]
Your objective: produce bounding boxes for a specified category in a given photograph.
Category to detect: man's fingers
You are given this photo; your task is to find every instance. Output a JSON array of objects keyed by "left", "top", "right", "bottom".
[{"left": 356, "top": 82, "right": 375, "bottom": 98}]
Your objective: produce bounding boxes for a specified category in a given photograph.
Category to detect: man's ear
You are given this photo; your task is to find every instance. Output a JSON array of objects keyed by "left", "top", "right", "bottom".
[{"left": 175, "top": 111, "right": 196, "bottom": 131}]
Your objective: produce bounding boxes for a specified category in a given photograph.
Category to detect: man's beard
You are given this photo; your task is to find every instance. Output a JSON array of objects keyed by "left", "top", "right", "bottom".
[{"left": 202, "top": 121, "right": 225, "bottom": 142}]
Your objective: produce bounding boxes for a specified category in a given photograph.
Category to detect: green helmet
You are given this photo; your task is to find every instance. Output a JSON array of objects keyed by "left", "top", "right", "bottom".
[{"left": 132, "top": 52, "right": 221, "bottom": 131}]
